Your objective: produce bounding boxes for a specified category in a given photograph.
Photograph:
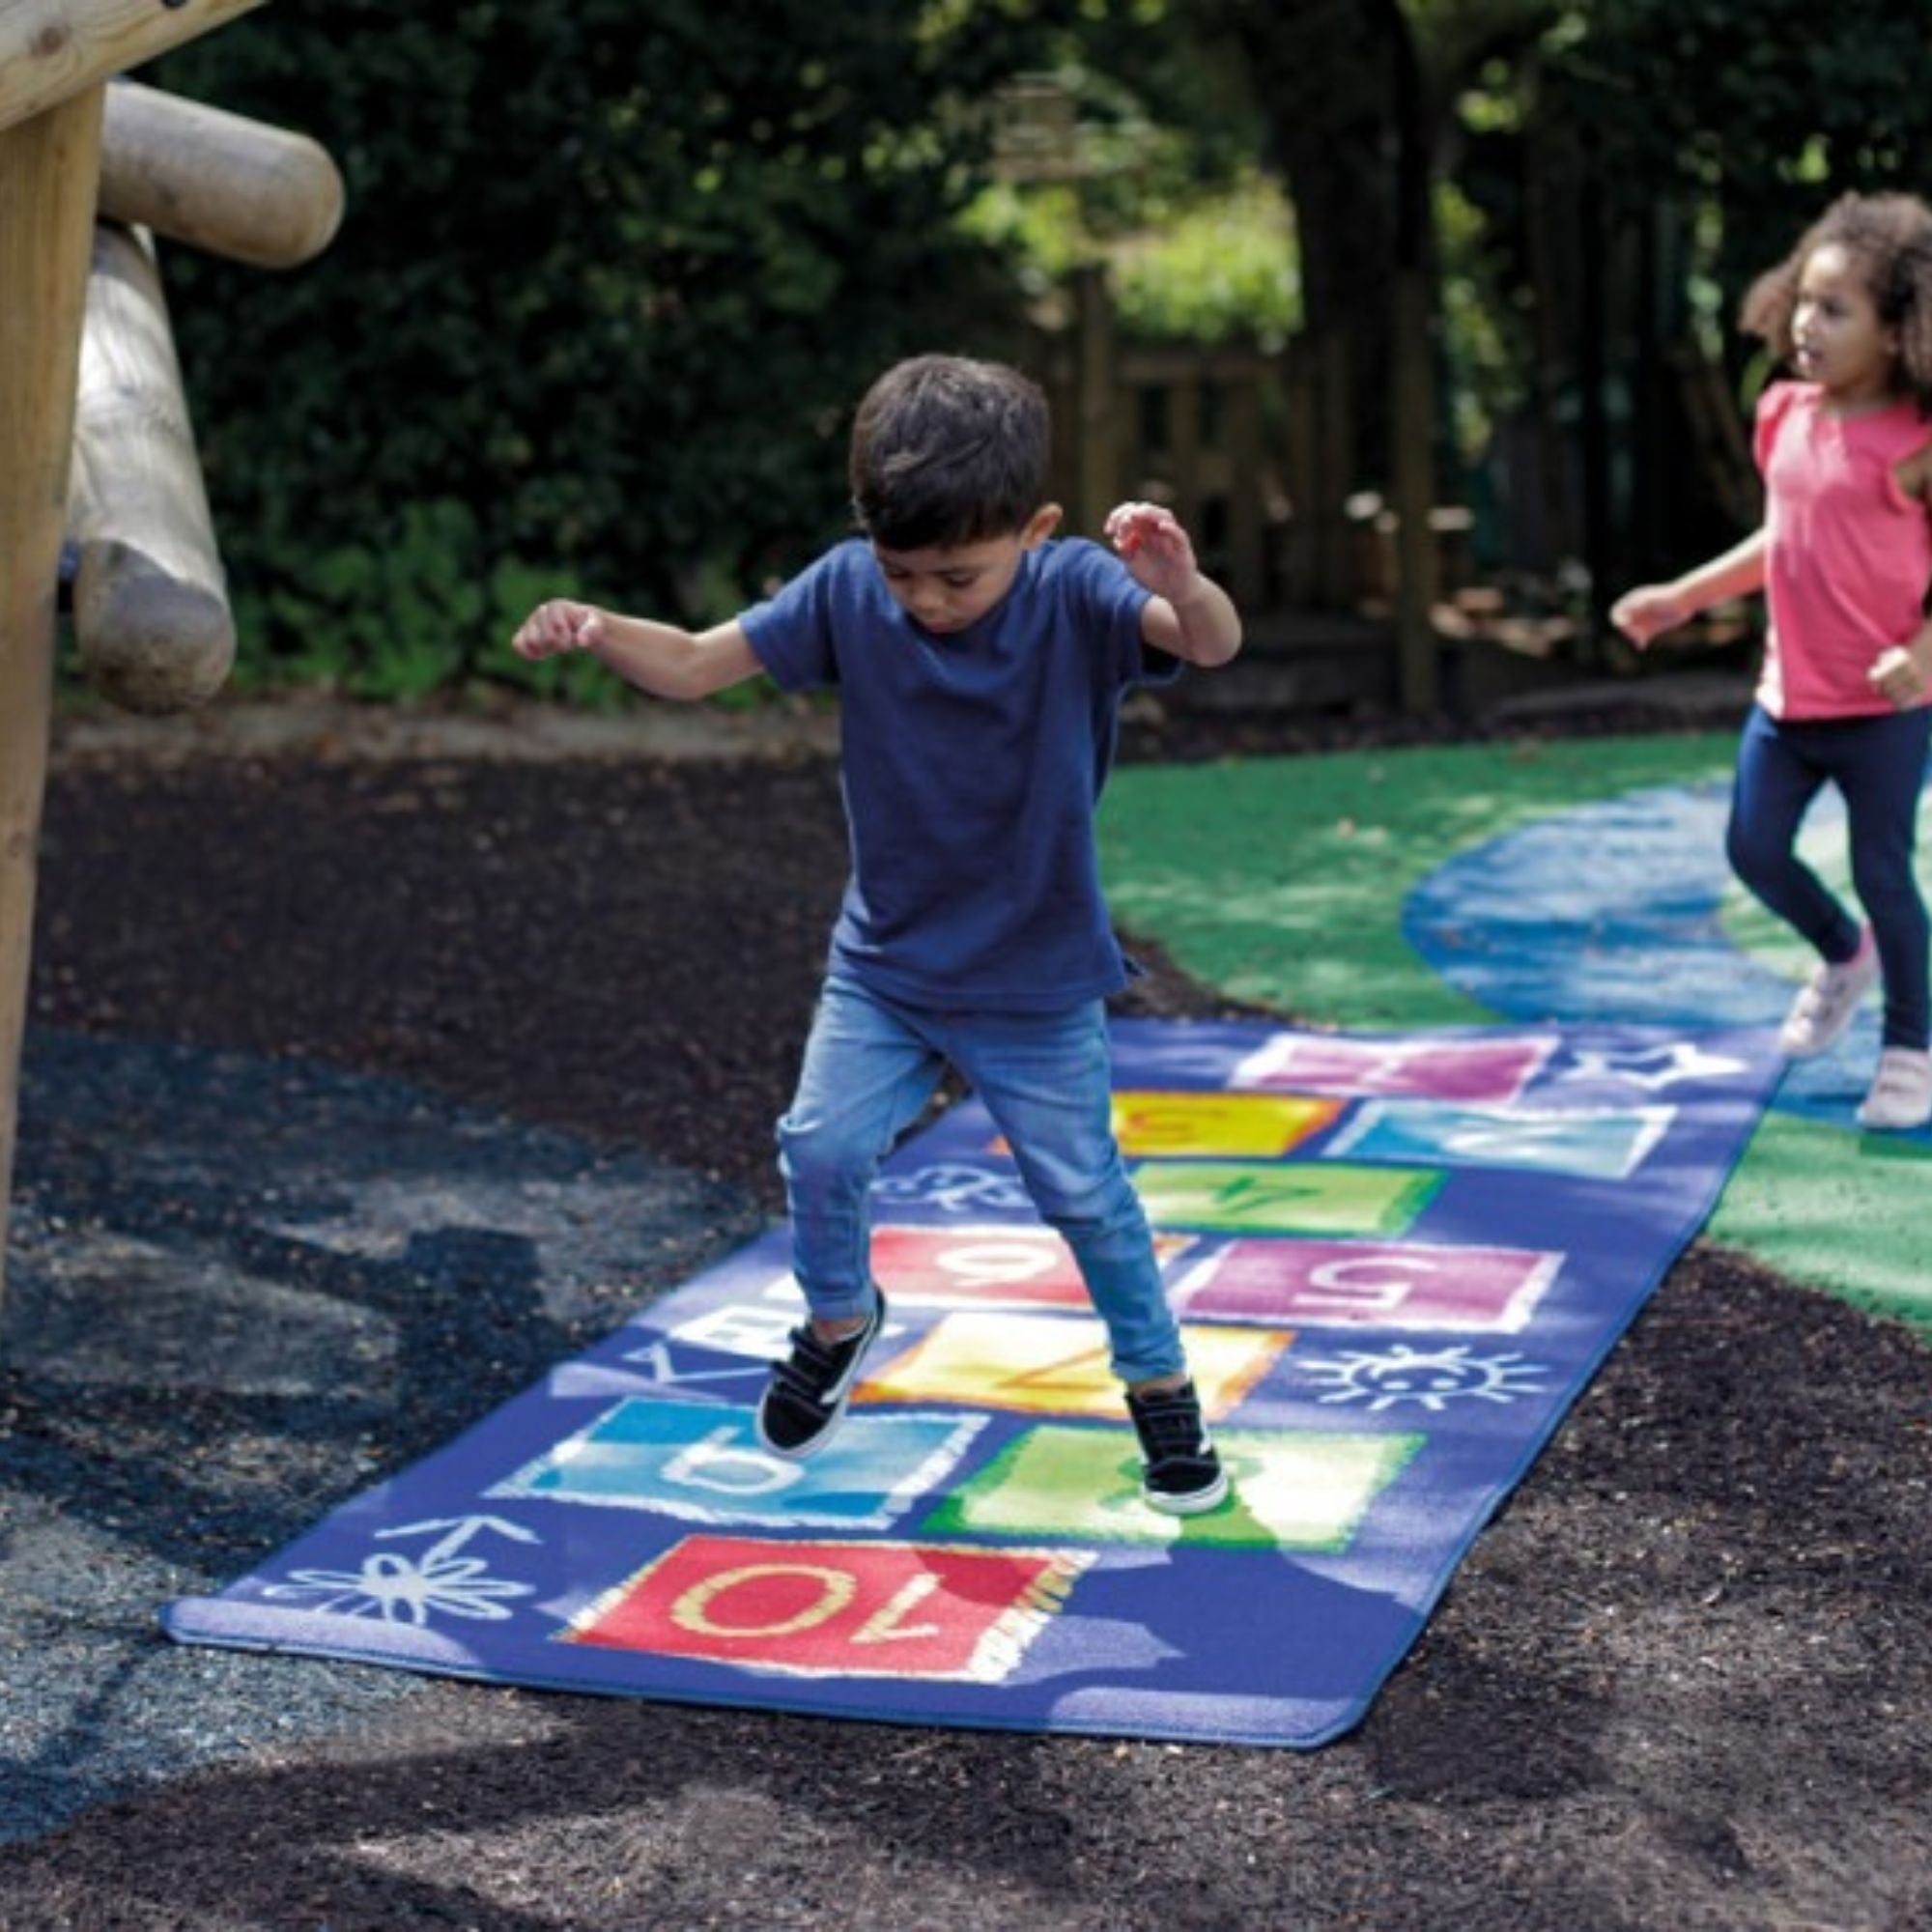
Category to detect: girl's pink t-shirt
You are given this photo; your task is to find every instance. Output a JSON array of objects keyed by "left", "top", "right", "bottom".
[{"left": 1754, "top": 380, "right": 1932, "bottom": 718}]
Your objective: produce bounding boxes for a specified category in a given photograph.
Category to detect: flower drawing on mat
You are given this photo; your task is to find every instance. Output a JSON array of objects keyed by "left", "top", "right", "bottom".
[
  {"left": 263, "top": 1515, "right": 541, "bottom": 1625},
  {"left": 1296, "top": 1345, "right": 1550, "bottom": 1413}
]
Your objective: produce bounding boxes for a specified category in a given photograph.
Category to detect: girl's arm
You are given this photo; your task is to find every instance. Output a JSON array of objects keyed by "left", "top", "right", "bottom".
[
  {"left": 1609, "top": 528, "right": 1769, "bottom": 648},
  {"left": 1869, "top": 623, "right": 1932, "bottom": 707},
  {"left": 1871, "top": 447, "right": 1932, "bottom": 708},
  {"left": 512, "top": 602, "right": 763, "bottom": 700}
]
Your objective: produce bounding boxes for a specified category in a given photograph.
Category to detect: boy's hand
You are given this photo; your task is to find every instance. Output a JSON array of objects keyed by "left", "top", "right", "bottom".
[
  {"left": 1608, "top": 584, "right": 1692, "bottom": 650},
  {"left": 1870, "top": 642, "right": 1932, "bottom": 709},
  {"left": 1105, "top": 501, "right": 1202, "bottom": 604},
  {"left": 512, "top": 599, "right": 605, "bottom": 661}
]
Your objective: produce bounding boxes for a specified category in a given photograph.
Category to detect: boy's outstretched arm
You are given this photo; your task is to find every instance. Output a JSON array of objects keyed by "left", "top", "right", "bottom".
[
  {"left": 511, "top": 600, "right": 763, "bottom": 701},
  {"left": 1105, "top": 501, "right": 1243, "bottom": 668},
  {"left": 1609, "top": 528, "right": 1768, "bottom": 648}
]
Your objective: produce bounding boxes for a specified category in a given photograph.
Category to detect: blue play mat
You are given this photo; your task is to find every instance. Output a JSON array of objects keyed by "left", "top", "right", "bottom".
[{"left": 168, "top": 1017, "right": 1782, "bottom": 1747}]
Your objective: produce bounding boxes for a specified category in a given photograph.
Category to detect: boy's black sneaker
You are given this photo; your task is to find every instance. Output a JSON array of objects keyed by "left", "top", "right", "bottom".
[
  {"left": 754, "top": 1291, "right": 888, "bottom": 1460},
  {"left": 1126, "top": 1378, "right": 1230, "bottom": 1516}
]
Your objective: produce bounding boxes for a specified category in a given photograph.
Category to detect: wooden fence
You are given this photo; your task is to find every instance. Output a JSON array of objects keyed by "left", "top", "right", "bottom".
[
  {"left": 1025, "top": 269, "right": 1461, "bottom": 643},
  {"left": 1028, "top": 268, "right": 1280, "bottom": 617}
]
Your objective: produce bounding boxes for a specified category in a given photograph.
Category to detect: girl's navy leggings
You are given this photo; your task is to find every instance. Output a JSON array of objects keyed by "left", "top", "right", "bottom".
[{"left": 1726, "top": 701, "right": 1932, "bottom": 1050}]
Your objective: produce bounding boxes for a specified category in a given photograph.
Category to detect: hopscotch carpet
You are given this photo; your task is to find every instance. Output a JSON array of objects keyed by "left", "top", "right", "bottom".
[{"left": 166, "top": 1019, "right": 1783, "bottom": 1747}]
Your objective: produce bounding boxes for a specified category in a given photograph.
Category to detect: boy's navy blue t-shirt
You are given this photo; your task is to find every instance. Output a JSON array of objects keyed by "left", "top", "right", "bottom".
[{"left": 740, "top": 535, "right": 1180, "bottom": 1011}]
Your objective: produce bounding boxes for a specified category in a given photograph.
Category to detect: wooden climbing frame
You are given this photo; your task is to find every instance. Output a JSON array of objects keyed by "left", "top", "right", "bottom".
[{"left": 1, "top": 0, "right": 344, "bottom": 1328}]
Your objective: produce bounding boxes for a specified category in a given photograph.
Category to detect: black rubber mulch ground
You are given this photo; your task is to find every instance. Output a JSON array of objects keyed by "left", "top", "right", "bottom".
[{"left": 3, "top": 712, "right": 1929, "bottom": 1930}]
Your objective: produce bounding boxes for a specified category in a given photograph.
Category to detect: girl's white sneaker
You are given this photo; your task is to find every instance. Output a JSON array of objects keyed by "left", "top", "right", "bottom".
[
  {"left": 1856, "top": 1047, "right": 1932, "bottom": 1131},
  {"left": 1778, "top": 927, "right": 1879, "bottom": 1057}
]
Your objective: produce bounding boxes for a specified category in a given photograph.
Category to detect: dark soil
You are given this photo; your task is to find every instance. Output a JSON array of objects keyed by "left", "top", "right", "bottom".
[{"left": 2, "top": 696, "right": 1929, "bottom": 1930}]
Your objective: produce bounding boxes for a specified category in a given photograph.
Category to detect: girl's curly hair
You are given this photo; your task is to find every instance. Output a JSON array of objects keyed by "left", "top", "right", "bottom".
[{"left": 1740, "top": 191, "right": 1932, "bottom": 414}]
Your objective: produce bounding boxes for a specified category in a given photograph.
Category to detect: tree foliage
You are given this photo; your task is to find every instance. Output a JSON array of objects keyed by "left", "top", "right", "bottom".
[
  {"left": 148, "top": 1, "right": 1075, "bottom": 693},
  {"left": 1555, "top": 0, "right": 1932, "bottom": 332},
  {"left": 134, "top": 1, "right": 1932, "bottom": 690}
]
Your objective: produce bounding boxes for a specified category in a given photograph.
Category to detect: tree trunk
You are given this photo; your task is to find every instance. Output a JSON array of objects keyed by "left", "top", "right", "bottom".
[
  {"left": 1227, "top": 0, "right": 1442, "bottom": 710},
  {"left": 1226, "top": 0, "right": 1402, "bottom": 597},
  {"left": 1381, "top": 0, "right": 1439, "bottom": 712}
]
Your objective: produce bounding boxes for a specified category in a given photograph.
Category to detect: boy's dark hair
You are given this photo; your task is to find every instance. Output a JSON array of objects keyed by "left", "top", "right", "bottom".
[
  {"left": 1741, "top": 191, "right": 1932, "bottom": 414},
  {"left": 849, "top": 355, "right": 1052, "bottom": 550}
]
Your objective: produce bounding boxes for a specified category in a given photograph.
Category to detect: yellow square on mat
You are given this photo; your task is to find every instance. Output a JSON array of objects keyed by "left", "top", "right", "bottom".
[
  {"left": 1110, "top": 1091, "right": 1342, "bottom": 1159},
  {"left": 857, "top": 1312, "right": 1289, "bottom": 1418}
]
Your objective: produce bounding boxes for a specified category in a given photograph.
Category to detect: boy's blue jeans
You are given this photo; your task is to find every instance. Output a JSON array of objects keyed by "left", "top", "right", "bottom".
[
  {"left": 776, "top": 974, "right": 1186, "bottom": 1385},
  {"left": 1727, "top": 701, "right": 1932, "bottom": 1050}
]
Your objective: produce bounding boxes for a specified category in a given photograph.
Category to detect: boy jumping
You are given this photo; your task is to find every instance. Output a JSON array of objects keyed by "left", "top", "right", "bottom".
[{"left": 512, "top": 354, "right": 1243, "bottom": 1513}]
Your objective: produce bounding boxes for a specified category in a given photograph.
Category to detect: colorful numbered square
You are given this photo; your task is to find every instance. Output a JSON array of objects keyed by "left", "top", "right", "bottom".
[
  {"left": 1232, "top": 1033, "right": 1555, "bottom": 1105},
  {"left": 1172, "top": 1236, "right": 1563, "bottom": 1334},
  {"left": 563, "top": 1534, "right": 1093, "bottom": 1681},
  {"left": 1132, "top": 1160, "right": 1443, "bottom": 1237},
  {"left": 1322, "top": 1100, "right": 1674, "bottom": 1181},
  {"left": 1109, "top": 1091, "right": 1342, "bottom": 1159},
  {"left": 923, "top": 1424, "right": 1424, "bottom": 1549},
  {"left": 855, "top": 1312, "right": 1286, "bottom": 1419},
  {"left": 869, "top": 1224, "right": 1194, "bottom": 1312},
  {"left": 489, "top": 1400, "right": 982, "bottom": 1532}
]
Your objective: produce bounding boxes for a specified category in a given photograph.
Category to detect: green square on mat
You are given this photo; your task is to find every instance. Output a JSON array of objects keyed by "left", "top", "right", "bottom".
[
  {"left": 1132, "top": 1160, "right": 1444, "bottom": 1236},
  {"left": 922, "top": 1423, "right": 1425, "bottom": 1550}
]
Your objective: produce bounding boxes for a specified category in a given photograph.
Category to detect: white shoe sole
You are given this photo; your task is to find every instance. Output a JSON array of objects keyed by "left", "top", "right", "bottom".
[
  {"left": 1142, "top": 1468, "right": 1232, "bottom": 1517},
  {"left": 1857, "top": 1095, "right": 1932, "bottom": 1131}
]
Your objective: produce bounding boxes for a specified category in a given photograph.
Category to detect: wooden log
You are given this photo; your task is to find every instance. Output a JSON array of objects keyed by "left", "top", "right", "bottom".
[
  {"left": 0, "top": 0, "right": 268, "bottom": 136},
  {"left": 101, "top": 80, "right": 343, "bottom": 270},
  {"left": 0, "top": 88, "right": 106, "bottom": 1325},
  {"left": 68, "top": 219, "right": 234, "bottom": 712}
]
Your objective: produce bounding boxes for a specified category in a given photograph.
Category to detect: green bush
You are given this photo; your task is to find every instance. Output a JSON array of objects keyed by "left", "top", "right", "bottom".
[
  {"left": 150, "top": 2, "right": 1068, "bottom": 695},
  {"left": 964, "top": 166, "right": 1299, "bottom": 348}
]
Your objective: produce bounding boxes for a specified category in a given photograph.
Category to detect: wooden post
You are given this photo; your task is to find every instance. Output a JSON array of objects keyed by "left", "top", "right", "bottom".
[
  {"left": 100, "top": 80, "right": 343, "bottom": 270},
  {"left": 0, "top": 87, "right": 106, "bottom": 1324},
  {"left": 1225, "top": 365, "right": 1265, "bottom": 613},
  {"left": 69, "top": 220, "right": 234, "bottom": 711},
  {"left": 1074, "top": 264, "right": 1117, "bottom": 535},
  {"left": 0, "top": 0, "right": 268, "bottom": 134},
  {"left": 1281, "top": 341, "right": 1315, "bottom": 606},
  {"left": 1386, "top": 4, "right": 1440, "bottom": 715},
  {"left": 1314, "top": 328, "right": 1355, "bottom": 608},
  {"left": 1168, "top": 371, "right": 1201, "bottom": 534},
  {"left": 1391, "top": 266, "right": 1439, "bottom": 712},
  {"left": 1576, "top": 128, "right": 1611, "bottom": 658}
]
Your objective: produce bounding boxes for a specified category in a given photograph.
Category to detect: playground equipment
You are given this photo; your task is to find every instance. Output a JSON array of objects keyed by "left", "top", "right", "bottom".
[
  {"left": 0, "top": 0, "right": 343, "bottom": 1325},
  {"left": 72, "top": 84, "right": 341, "bottom": 708}
]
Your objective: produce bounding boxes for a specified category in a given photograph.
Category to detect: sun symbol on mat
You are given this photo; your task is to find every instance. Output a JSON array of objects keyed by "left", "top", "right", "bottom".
[
  {"left": 1296, "top": 1345, "right": 1550, "bottom": 1413},
  {"left": 262, "top": 1515, "right": 540, "bottom": 1626}
]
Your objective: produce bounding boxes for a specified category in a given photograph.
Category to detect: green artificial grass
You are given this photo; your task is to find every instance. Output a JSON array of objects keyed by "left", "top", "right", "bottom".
[{"left": 1102, "top": 731, "right": 1928, "bottom": 1338}]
